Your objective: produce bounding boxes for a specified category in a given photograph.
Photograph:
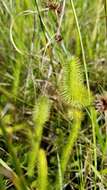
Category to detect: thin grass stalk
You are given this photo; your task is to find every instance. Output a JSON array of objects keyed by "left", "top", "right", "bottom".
[
  {"left": 12, "top": 59, "right": 21, "bottom": 99},
  {"left": 55, "top": 113, "right": 82, "bottom": 189},
  {"left": 57, "top": 152, "right": 63, "bottom": 190},
  {"left": 34, "top": 0, "right": 48, "bottom": 42},
  {"left": 0, "top": 120, "right": 28, "bottom": 190},
  {"left": 78, "top": 144, "right": 85, "bottom": 190},
  {"left": 89, "top": 108, "right": 97, "bottom": 190},
  {"left": 23, "top": 13, "right": 37, "bottom": 101},
  {"left": 27, "top": 123, "right": 43, "bottom": 177},
  {"left": 70, "top": 0, "right": 90, "bottom": 100},
  {"left": 92, "top": 0, "right": 102, "bottom": 43},
  {"left": 104, "top": 0, "right": 107, "bottom": 39},
  {"left": 70, "top": 1, "right": 97, "bottom": 189},
  {"left": 61, "top": 119, "right": 81, "bottom": 177}
]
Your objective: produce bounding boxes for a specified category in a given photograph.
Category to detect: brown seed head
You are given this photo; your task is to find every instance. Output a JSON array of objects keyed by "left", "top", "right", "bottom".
[
  {"left": 55, "top": 34, "right": 62, "bottom": 42},
  {"left": 94, "top": 94, "right": 107, "bottom": 113},
  {"left": 45, "top": 1, "right": 62, "bottom": 14}
]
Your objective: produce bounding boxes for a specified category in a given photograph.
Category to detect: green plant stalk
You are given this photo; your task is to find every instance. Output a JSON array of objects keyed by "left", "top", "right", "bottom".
[
  {"left": 34, "top": 0, "right": 47, "bottom": 42},
  {"left": 55, "top": 118, "right": 81, "bottom": 189},
  {"left": 92, "top": 0, "right": 102, "bottom": 43},
  {"left": 90, "top": 108, "right": 97, "bottom": 189},
  {"left": 57, "top": 152, "right": 63, "bottom": 190},
  {"left": 78, "top": 144, "right": 85, "bottom": 190},
  {"left": 27, "top": 123, "right": 43, "bottom": 177},
  {"left": 70, "top": 0, "right": 90, "bottom": 100},
  {"left": 12, "top": 59, "right": 21, "bottom": 99},
  {"left": 104, "top": 0, "right": 107, "bottom": 39},
  {"left": 0, "top": 120, "right": 28, "bottom": 190},
  {"left": 70, "top": 1, "right": 97, "bottom": 188},
  {"left": 37, "top": 149, "right": 48, "bottom": 190},
  {"left": 61, "top": 119, "right": 81, "bottom": 177}
]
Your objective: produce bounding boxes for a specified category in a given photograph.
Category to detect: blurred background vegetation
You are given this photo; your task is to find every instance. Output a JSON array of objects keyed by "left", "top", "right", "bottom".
[{"left": 0, "top": 0, "right": 107, "bottom": 190}]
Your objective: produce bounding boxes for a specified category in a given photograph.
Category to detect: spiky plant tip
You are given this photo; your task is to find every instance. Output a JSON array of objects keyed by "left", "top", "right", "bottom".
[
  {"left": 60, "top": 57, "right": 90, "bottom": 108},
  {"left": 28, "top": 96, "right": 51, "bottom": 177},
  {"left": 33, "top": 96, "right": 51, "bottom": 126}
]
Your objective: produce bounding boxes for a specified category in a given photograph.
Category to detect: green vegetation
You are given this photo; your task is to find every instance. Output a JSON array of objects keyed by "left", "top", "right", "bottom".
[{"left": 0, "top": 0, "right": 107, "bottom": 189}]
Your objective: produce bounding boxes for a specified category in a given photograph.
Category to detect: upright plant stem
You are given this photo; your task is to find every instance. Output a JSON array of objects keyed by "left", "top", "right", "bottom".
[
  {"left": 55, "top": 118, "right": 81, "bottom": 190},
  {"left": 0, "top": 120, "right": 28, "bottom": 190},
  {"left": 70, "top": 0, "right": 90, "bottom": 100},
  {"left": 70, "top": 1, "right": 97, "bottom": 189},
  {"left": 104, "top": 0, "right": 107, "bottom": 39},
  {"left": 34, "top": 0, "right": 47, "bottom": 42}
]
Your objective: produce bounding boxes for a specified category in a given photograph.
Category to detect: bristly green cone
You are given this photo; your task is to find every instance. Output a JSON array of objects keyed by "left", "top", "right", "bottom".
[
  {"left": 28, "top": 96, "right": 51, "bottom": 177},
  {"left": 61, "top": 57, "right": 92, "bottom": 108},
  {"left": 33, "top": 96, "right": 51, "bottom": 127}
]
